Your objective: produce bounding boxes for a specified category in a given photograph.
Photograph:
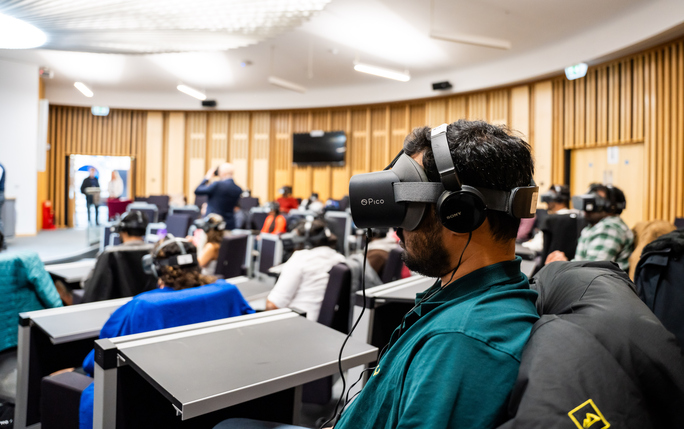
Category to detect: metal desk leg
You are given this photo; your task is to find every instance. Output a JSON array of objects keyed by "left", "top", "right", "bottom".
[
  {"left": 15, "top": 320, "right": 37, "bottom": 429},
  {"left": 93, "top": 340, "right": 119, "bottom": 429}
]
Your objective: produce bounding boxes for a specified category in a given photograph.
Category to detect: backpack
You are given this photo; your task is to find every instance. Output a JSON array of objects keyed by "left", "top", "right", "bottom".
[{"left": 633, "top": 229, "right": 684, "bottom": 348}]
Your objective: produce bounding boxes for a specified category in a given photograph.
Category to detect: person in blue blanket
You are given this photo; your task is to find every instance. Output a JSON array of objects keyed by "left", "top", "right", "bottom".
[{"left": 78, "top": 235, "right": 254, "bottom": 429}]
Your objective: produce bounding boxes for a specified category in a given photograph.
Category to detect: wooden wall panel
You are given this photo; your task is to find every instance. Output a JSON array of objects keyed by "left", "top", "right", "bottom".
[
  {"left": 229, "top": 112, "right": 250, "bottom": 192},
  {"left": 487, "top": 90, "right": 508, "bottom": 125},
  {"left": 207, "top": 112, "right": 229, "bottom": 172},
  {"left": 370, "top": 107, "right": 389, "bottom": 172},
  {"left": 350, "top": 109, "right": 370, "bottom": 177},
  {"left": 292, "top": 112, "right": 313, "bottom": 198},
  {"left": 145, "top": 112, "right": 163, "bottom": 196},
  {"left": 426, "top": 99, "right": 447, "bottom": 127},
  {"left": 271, "top": 112, "right": 293, "bottom": 201},
  {"left": 390, "top": 105, "right": 408, "bottom": 157},
  {"left": 510, "top": 86, "right": 530, "bottom": 141},
  {"left": 251, "top": 112, "right": 271, "bottom": 203},
  {"left": 164, "top": 112, "right": 186, "bottom": 197},
  {"left": 448, "top": 96, "right": 467, "bottom": 122},
  {"left": 533, "top": 82, "right": 553, "bottom": 190},
  {"left": 330, "top": 110, "right": 351, "bottom": 199},
  {"left": 467, "top": 94, "right": 487, "bottom": 120},
  {"left": 185, "top": 112, "right": 207, "bottom": 204},
  {"left": 311, "top": 111, "right": 332, "bottom": 201}
]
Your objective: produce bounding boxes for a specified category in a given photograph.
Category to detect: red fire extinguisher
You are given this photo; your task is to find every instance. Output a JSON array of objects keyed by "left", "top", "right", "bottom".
[{"left": 42, "top": 201, "right": 56, "bottom": 230}]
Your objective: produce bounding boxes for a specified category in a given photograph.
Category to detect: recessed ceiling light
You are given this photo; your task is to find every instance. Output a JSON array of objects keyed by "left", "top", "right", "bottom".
[
  {"left": 177, "top": 84, "right": 207, "bottom": 100},
  {"left": 74, "top": 82, "right": 94, "bottom": 98},
  {"left": 353, "top": 62, "right": 410, "bottom": 82},
  {"left": 0, "top": 13, "right": 47, "bottom": 49}
]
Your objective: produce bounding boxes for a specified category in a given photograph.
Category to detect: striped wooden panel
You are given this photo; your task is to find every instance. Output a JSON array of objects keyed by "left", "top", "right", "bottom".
[{"left": 229, "top": 112, "right": 250, "bottom": 192}]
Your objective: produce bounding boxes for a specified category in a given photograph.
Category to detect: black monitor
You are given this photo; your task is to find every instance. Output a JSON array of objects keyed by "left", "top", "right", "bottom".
[{"left": 293, "top": 131, "right": 346, "bottom": 166}]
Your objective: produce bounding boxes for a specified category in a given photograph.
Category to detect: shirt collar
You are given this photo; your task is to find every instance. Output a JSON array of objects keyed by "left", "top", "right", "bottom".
[{"left": 404, "top": 257, "right": 525, "bottom": 325}]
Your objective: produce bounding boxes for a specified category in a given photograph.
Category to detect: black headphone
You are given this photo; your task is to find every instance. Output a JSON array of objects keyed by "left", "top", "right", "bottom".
[
  {"left": 142, "top": 236, "right": 198, "bottom": 277},
  {"left": 269, "top": 202, "right": 281, "bottom": 216},
  {"left": 111, "top": 210, "right": 148, "bottom": 234}
]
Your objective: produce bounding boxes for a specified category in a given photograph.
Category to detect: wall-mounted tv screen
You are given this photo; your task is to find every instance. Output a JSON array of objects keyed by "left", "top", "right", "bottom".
[{"left": 293, "top": 131, "right": 346, "bottom": 166}]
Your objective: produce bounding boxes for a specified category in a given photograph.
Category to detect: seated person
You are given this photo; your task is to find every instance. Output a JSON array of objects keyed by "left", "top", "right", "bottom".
[
  {"left": 523, "top": 184, "right": 577, "bottom": 253},
  {"left": 78, "top": 236, "right": 254, "bottom": 428},
  {"left": 276, "top": 186, "right": 299, "bottom": 214},
  {"left": 261, "top": 202, "right": 287, "bottom": 235},
  {"left": 218, "top": 120, "right": 540, "bottom": 428},
  {"left": 0, "top": 230, "right": 63, "bottom": 352},
  {"left": 81, "top": 211, "right": 156, "bottom": 303},
  {"left": 366, "top": 227, "right": 400, "bottom": 276},
  {"left": 546, "top": 183, "right": 634, "bottom": 271},
  {"left": 299, "top": 193, "right": 324, "bottom": 214},
  {"left": 194, "top": 214, "right": 226, "bottom": 276},
  {"left": 266, "top": 218, "right": 346, "bottom": 321}
]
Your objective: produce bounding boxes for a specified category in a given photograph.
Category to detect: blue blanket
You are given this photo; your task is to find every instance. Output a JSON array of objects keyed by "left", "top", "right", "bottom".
[{"left": 80, "top": 280, "right": 254, "bottom": 429}]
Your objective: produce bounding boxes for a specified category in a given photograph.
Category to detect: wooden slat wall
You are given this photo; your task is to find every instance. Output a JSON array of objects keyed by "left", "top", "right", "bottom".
[
  {"left": 45, "top": 106, "right": 147, "bottom": 227},
  {"left": 554, "top": 37, "right": 684, "bottom": 223}
]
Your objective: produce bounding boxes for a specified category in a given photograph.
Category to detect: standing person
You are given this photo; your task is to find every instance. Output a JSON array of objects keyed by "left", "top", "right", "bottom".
[
  {"left": 108, "top": 170, "right": 124, "bottom": 199},
  {"left": 546, "top": 183, "right": 634, "bottom": 271},
  {"left": 0, "top": 162, "right": 5, "bottom": 249},
  {"left": 80, "top": 167, "right": 100, "bottom": 225},
  {"left": 194, "top": 163, "right": 242, "bottom": 230}
]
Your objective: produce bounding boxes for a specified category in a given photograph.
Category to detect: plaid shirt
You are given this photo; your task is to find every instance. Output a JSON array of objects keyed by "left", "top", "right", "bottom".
[{"left": 574, "top": 216, "right": 634, "bottom": 271}]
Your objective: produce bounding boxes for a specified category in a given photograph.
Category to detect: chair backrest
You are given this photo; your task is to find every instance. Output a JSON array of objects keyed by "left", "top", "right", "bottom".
[
  {"left": 170, "top": 205, "right": 201, "bottom": 220},
  {"left": 215, "top": 234, "right": 249, "bottom": 278},
  {"left": 324, "top": 211, "right": 352, "bottom": 256},
  {"left": 317, "top": 263, "right": 352, "bottom": 333},
  {"left": 675, "top": 217, "right": 684, "bottom": 229},
  {"left": 540, "top": 213, "right": 585, "bottom": 263},
  {"left": 194, "top": 194, "right": 208, "bottom": 208},
  {"left": 0, "top": 252, "right": 62, "bottom": 351},
  {"left": 147, "top": 195, "right": 170, "bottom": 214},
  {"left": 126, "top": 203, "right": 159, "bottom": 223},
  {"left": 500, "top": 261, "right": 684, "bottom": 428},
  {"left": 248, "top": 208, "right": 270, "bottom": 231},
  {"left": 82, "top": 246, "right": 157, "bottom": 303},
  {"left": 381, "top": 247, "right": 404, "bottom": 283},
  {"left": 257, "top": 233, "right": 282, "bottom": 278},
  {"left": 165, "top": 213, "right": 193, "bottom": 237},
  {"left": 239, "top": 196, "right": 260, "bottom": 212}
]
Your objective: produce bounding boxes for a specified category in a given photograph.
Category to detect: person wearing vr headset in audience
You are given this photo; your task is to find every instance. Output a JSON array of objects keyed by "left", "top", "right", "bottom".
[
  {"left": 75, "top": 235, "right": 254, "bottom": 429},
  {"left": 546, "top": 183, "right": 634, "bottom": 271},
  {"left": 192, "top": 213, "right": 227, "bottom": 276},
  {"left": 522, "top": 184, "right": 577, "bottom": 253},
  {"left": 265, "top": 217, "right": 346, "bottom": 322},
  {"left": 261, "top": 201, "right": 288, "bottom": 235},
  {"left": 276, "top": 185, "right": 299, "bottom": 214},
  {"left": 81, "top": 211, "right": 156, "bottom": 303},
  {"left": 216, "top": 120, "right": 541, "bottom": 429}
]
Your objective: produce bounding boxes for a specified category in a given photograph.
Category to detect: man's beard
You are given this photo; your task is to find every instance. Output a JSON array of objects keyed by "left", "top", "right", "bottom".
[{"left": 398, "top": 220, "right": 453, "bottom": 278}]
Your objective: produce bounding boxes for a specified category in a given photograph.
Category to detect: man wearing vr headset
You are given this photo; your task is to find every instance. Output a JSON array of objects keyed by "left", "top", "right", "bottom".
[
  {"left": 546, "top": 183, "right": 634, "bottom": 271},
  {"left": 335, "top": 120, "right": 540, "bottom": 429},
  {"left": 81, "top": 211, "right": 156, "bottom": 302},
  {"left": 265, "top": 218, "right": 346, "bottom": 322},
  {"left": 522, "top": 184, "right": 577, "bottom": 253}
]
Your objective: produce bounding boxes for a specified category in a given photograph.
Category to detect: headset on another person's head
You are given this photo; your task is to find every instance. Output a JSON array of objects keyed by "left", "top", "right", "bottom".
[
  {"left": 348, "top": 123, "right": 539, "bottom": 233},
  {"left": 142, "top": 235, "right": 198, "bottom": 277},
  {"left": 572, "top": 184, "right": 626, "bottom": 214},
  {"left": 540, "top": 184, "right": 570, "bottom": 205},
  {"left": 111, "top": 210, "right": 148, "bottom": 235},
  {"left": 193, "top": 214, "right": 226, "bottom": 234},
  {"left": 280, "top": 216, "right": 332, "bottom": 251}
]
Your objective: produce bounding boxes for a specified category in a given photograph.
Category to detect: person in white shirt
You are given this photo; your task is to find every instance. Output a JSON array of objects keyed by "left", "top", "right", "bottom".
[
  {"left": 266, "top": 218, "right": 346, "bottom": 322},
  {"left": 107, "top": 170, "right": 124, "bottom": 199},
  {"left": 522, "top": 184, "right": 578, "bottom": 253}
]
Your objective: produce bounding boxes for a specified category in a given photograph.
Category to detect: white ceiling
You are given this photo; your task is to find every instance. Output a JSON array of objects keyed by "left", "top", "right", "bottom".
[{"left": 1, "top": 0, "right": 683, "bottom": 109}]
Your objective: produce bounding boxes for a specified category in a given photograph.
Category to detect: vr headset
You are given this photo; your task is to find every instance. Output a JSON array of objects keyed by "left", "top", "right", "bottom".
[
  {"left": 142, "top": 236, "right": 199, "bottom": 277},
  {"left": 572, "top": 187, "right": 626, "bottom": 213},
  {"left": 280, "top": 216, "right": 331, "bottom": 251},
  {"left": 111, "top": 210, "right": 148, "bottom": 234},
  {"left": 349, "top": 123, "right": 538, "bottom": 233},
  {"left": 540, "top": 185, "right": 570, "bottom": 204},
  {"left": 193, "top": 215, "right": 226, "bottom": 233}
]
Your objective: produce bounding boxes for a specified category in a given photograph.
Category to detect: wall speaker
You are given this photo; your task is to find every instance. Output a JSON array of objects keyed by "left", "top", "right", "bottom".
[
  {"left": 432, "top": 81, "right": 452, "bottom": 91},
  {"left": 202, "top": 100, "right": 217, "bottom": 107}
]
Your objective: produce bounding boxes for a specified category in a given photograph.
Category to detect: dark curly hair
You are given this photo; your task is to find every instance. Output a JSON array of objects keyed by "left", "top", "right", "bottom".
[
  {"left": 152, "top": 237, "right": 215, "bottom": 290},
  {"left": 403, "top": 120, "right": 534, "bottom": 242}
]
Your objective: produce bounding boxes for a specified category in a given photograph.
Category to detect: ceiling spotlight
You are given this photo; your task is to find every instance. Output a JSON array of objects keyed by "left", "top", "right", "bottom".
[
  {"left": 353, "top": 62, "right": 410, "bottom": 82},
  {"left": 74, "top": 82, "right": 94, "bottom": 98},
  {"left": 0, "top": 13, "right": 46, "bottom": 49},
  {"left": 268, "top": 76, "right": 307, "bottom": 93},
  {"left": 177, "top": 84, "right": 207, "bottom": 100}
]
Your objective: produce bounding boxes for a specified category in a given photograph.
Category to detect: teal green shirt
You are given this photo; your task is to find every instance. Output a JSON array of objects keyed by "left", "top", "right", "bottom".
[{"left": 335, "top": 258, "right": 539, "bottom": 429}]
